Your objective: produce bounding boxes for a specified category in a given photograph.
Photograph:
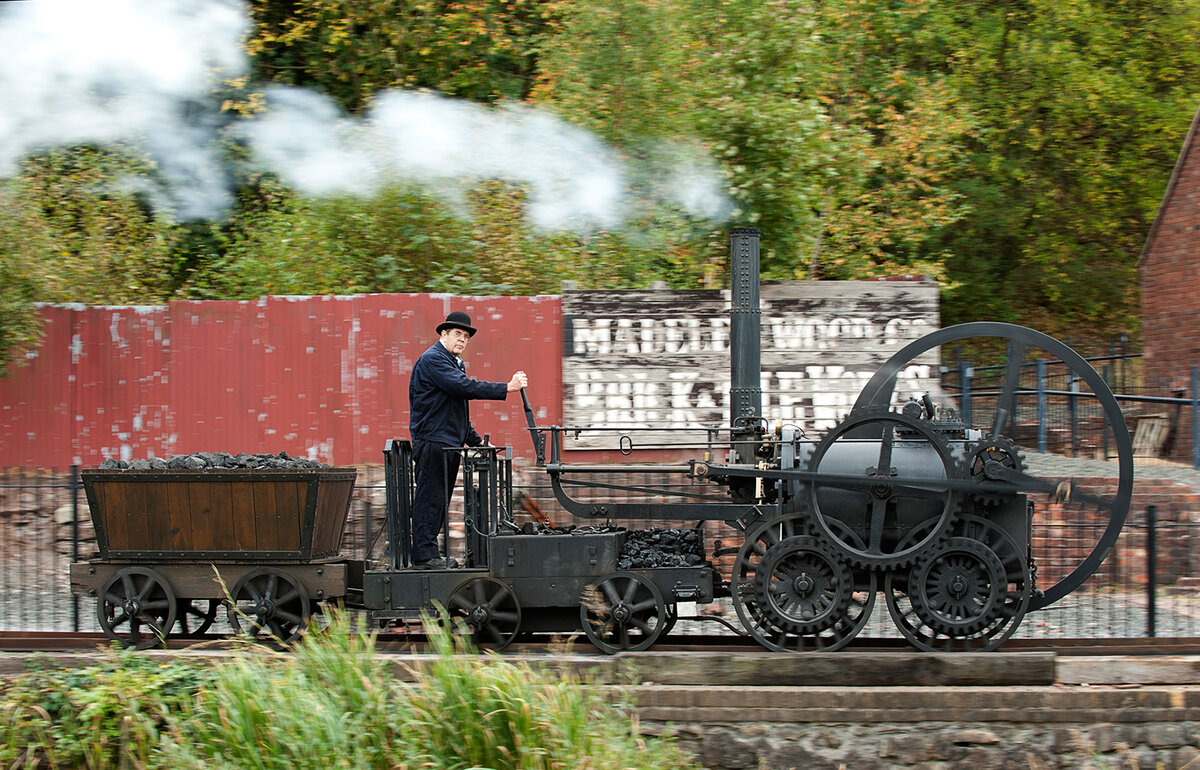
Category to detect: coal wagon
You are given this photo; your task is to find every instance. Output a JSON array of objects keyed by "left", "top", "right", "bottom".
[{"left": 70, "top": 466, "right": 356, "bottom": 648}]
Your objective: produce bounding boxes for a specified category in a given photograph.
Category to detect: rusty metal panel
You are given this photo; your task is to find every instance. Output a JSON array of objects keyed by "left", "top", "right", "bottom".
[
  {"left": 72, "top": 306, "right": 173, "bottom": 467},
  {"left": 1, "top": 294, "right": 564, "bottom": 468},
  {"left": 349, "top": 293, "right": 562, "bottom": 464},
  {"left": 167, "top": 299, "right": 270, "bottom": 458},
  {"left": 0, "top": 305, "right": 74, "bottom": 467}
]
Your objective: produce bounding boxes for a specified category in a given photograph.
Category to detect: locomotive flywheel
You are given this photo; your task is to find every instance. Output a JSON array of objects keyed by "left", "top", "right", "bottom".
[
  {"left": 732, "top": 513, "right": 875, "bottom": 652},
  {"left": 804, "top": 409, "right": 964, "bottom": 571},
  {"left": 851, "top": 322, "right": 1133, "bottom": 611}
]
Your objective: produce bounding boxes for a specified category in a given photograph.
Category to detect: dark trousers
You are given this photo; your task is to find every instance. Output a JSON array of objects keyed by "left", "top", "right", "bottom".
[{"left": 411, "top": 441, "right": 461, "bottom": 563}]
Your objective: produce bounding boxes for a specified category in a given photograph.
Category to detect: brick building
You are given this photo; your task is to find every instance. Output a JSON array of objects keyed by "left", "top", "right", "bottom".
[{"left": 1139, "top": 105, "right": 1200, "bottom": 456}]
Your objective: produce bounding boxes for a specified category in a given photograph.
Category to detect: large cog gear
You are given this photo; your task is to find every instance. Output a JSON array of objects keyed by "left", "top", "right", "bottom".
[
  {"left": 964, "top": 436, "right": 1026, "bottom": 508},
  {"left": 731, "top": 513, "right": 875, "bottom": 652}
]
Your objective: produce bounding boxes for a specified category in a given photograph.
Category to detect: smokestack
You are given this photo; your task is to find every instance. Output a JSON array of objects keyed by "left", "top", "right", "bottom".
[{"left": 729, "top": 227, "right": 762, "bottom": 427}]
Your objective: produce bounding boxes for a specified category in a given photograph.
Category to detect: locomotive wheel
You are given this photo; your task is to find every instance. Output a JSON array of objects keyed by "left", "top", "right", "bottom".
[
  {"left": 732, "top": 513, "right": 876, "bottom": 652},
  {"left": 446, "top": 577, "right": 522, "bottom": 651},
  {"left": 580, "top": 571, "right": 667, "bottom": 654},
  {"left": 228, "top": 568, "right": 311, "bottom": 645},
  {"left": 805, "top": 409, "right": 963, "bottom": 570},
  {"left": 851, "top": 321, "right": 1132, "bottom": 611},
  {"left": 173, "top": 598, "right": 219, "bottom": 637},
  {"left": 97, "top": 567, "right": 177, "bottom": 650},
  {"left": 885, "top": 514, "right": 1031, "bottom": 651}
]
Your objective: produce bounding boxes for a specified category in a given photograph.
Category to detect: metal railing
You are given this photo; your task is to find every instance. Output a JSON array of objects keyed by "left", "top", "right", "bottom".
[{"left": 2, "top": 462, "right": 1198, "bottom": 640}]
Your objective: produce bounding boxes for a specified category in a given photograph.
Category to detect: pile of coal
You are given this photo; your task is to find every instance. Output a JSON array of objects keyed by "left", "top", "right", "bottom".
[
  {"left": 97, "top": 451, "right": 331, "bottom": 470},
  {"left": 619, "top": 527, "right": 708, "bottom": 569}
]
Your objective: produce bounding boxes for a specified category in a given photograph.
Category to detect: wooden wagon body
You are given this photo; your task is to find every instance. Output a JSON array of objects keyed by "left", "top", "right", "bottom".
[{"left": 69, "top": 468, "right": 357, "bottom": 648}]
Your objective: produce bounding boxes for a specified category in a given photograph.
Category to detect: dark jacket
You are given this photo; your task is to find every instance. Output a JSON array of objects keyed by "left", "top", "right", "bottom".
[{"left": 409, "top": 341, "right": 508, "bottom": 446}]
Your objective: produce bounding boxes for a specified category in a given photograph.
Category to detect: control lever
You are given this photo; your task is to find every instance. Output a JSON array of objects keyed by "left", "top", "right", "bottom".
[{"left": 520, "top": 388, "right": 546, "bottom": 465}]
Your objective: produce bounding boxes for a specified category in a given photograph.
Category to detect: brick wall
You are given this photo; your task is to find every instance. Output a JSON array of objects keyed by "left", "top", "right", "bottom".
[{"left": 1140, "top": 106, "right": 1200, "bottom": 457}]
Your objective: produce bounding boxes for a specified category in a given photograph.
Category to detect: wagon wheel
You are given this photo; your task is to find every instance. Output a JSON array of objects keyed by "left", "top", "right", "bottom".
[
  {"left": 732, "top": 513, "right": 875, "bottom": 652},
  {"left": 97, "top": 567, "right": 177, "bottom": 650},
  {"left": 884, "top": 514, "right": 1031, "bottom": 651},
  {"left": 445, "top": 577, "right": 522, "bottom": 651},
  {"left": 227, "top": 568, "right": 311, "bottom": 645},
  {"left": 852, "top": 322, "right": 1133, "bottom": 610},
  {"left": 173, "top": 599, "right": 219, "bottom": 637},
  {"left": 805, "top": 409, "right": 963, "bottom": 570},
  {"left": 581, "top": 571, "right": 667, "bottom": 654}
]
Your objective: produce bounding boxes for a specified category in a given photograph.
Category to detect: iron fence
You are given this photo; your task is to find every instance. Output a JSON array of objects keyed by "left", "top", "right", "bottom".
[{"left": 3, "top": 466, "right": 1196, "bottom": 642}]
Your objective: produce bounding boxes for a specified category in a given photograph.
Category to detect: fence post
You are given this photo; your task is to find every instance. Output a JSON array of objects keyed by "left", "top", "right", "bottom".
[
  {"left": 1147, "top": 504, "right": 1157, "bottom": 639},
  {"left": 1192, "top": 367, "right": 1199, "bottom": 471},
  {"left": 71, "top": 464, "right": 80, "bottom": 633},
  {"left": 1037, "top": 359, "right": 1047, "bottom": 453},
  {"left": 960, "top": 360, "right": 972, "bottom": 428}
]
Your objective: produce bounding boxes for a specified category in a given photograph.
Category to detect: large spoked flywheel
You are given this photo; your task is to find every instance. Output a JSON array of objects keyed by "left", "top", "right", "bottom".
[
  {"left": 732, "top": 513, "right": 875, "bottom": 652},
  {"left": 851, "top": 322, "right": 1133, "bottom": 611}
]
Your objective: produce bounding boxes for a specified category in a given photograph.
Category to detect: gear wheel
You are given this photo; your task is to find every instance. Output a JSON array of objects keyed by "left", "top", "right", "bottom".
[
  {"left": 907, "top": 537, "right": 1007, "bottom": 638},
  {"left": 964, "top": 436, "right": 1025, "bottom": 507},
  {"left": 804, "top": 408, "right": 965, "bottom": 571}
]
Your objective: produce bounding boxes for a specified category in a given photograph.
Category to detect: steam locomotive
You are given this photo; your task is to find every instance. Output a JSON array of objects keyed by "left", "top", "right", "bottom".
[{"left": 71, "top": 229, "right": 1132, "bottom": 653}]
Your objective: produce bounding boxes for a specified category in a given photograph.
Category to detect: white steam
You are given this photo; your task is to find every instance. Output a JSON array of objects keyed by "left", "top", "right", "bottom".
[
  {"left": 0, "top": 0, "right": 732, "bottom": 229},
  {"left": 0, "top": 0, "right": 247, "bottom": 219}
]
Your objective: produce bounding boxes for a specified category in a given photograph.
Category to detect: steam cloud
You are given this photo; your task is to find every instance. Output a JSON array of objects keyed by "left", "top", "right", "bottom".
[{"left": 0, "top": 0, "right": 732, "bottom": 229}]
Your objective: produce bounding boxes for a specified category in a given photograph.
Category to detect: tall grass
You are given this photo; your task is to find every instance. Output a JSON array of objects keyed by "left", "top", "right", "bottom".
[
  {"left": 2, "top": 610, "right": 694, "bottom": 769},
  {"left": 163, "top": 608, "right": 695, "bottom": 769}
]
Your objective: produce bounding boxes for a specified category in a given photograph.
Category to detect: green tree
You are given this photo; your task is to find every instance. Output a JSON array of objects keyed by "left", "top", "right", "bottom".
[
  {"left": 246, "top": 0, "right": 553, "bottom": 114},
  {"left": 904, "top": 0, "right": 1199, "bottom": 337}
]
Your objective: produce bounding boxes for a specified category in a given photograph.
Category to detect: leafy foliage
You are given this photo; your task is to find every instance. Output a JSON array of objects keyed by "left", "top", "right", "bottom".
[{"left": 3, "top": 0, "right": 1199, "bottom": 374}]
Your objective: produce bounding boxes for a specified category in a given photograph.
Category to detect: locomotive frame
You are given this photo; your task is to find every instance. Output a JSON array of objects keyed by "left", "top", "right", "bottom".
[{"left": 69, "top": 228, "right": 1134, "bottom": 654}]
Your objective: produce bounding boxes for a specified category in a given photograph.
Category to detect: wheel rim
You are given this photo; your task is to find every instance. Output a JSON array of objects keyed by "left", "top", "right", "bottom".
[
  {"left": 446, "top": 577, "right": 522, "bottom": 650},
  {"left": 851, "top": 321, "right": 1132, "bottom": 610},
  {"left": 97, "top": 567, "right": 176, "bottom": 650},
  {"left": 885, "top": 515, "right": 1031, "bottom": 651},
  {"left": 174, "top": 598, "right": 218, "bottom": 637},
  {"left": 732, "top": 514, "right": 876, "bottom": 652},
  {"left": 228, "top": 569, "right": 311, "bottom": 645},
  {"left": 581, "top": 571, "right": 666, "bottom": 654}
]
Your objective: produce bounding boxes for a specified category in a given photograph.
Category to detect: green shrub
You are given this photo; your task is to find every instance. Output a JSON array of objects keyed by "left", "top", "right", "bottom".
[{"left": 0, "top": 647, "right": 209, "bottom": 769}]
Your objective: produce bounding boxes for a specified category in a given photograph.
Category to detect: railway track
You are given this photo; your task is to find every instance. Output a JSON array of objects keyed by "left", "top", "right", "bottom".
[{"left": 3, "top": 630, "right": 1199, "bottom": 656}]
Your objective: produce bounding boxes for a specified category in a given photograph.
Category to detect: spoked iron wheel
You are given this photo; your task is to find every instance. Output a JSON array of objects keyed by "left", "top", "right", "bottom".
[
  {"left": 97, "top": 567, "right": 177, "bottom": 650},
  {"left": 885, "top": 514, "right": 1031, "bottom": 651},
  {"left": 852, "top": 322, "right": 1132, "bottom": 611},
  {"left": 174, "top": 598, "right": 219, "bottom": 637},
  {"left": 228, "top": 568, "right": 311, "bottom": 646},
  {"left": 581, "top": 571, "right": 668, "bottom": 654},
  {"left": 445, "top": 577, "right": 522, "bottom": 651},
  {"left": 732, "top": 514, "right": 875, "bottom": 652}
]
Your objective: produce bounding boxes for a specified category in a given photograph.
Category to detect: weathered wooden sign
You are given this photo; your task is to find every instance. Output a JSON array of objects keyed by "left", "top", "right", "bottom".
[{"left": 562, "top": 280, "right": 940, "bottom": 450}]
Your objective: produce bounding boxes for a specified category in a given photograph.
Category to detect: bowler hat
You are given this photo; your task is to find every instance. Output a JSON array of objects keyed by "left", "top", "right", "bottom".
[{"left": 437, "top": 311, "right": 476, "bottom": 337}]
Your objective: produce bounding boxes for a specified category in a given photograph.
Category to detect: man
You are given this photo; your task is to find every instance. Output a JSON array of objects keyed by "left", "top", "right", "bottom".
[{"left": 408, "top": 310, "right": 528, "bottom": 569}]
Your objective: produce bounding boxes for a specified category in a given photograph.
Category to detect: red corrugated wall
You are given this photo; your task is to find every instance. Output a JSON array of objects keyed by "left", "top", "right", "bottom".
[{"left": 0, "top": 295, "right": 562, "bottom": 468}]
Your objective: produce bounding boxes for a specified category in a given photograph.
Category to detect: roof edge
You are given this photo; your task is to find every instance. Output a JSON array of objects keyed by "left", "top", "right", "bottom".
[{"left": 1138, "top": 104, "right": 1200, "bottom": 269}]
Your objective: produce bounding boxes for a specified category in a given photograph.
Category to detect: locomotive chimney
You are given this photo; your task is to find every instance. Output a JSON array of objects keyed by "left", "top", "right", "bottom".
[{"left": 729, "top": 227, "right": 763, "bottom": 433}]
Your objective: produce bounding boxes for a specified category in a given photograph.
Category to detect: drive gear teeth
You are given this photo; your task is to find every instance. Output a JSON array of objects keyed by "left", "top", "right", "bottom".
[{"left": 965, "top": 436, "right": 1025, "bottom": 508}]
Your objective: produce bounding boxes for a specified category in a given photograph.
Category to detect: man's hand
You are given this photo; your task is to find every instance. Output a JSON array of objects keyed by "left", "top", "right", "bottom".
[{"left": 507, "top": 370, "right": 528, "bottom": 392}]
